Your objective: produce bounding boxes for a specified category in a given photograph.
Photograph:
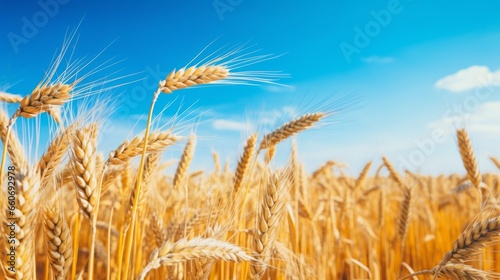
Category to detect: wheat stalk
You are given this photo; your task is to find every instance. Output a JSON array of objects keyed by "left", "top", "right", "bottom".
[
  {"left": 490, "top": 156, "right": 500, "bottom": 171},
  {"left": 71, "top": 123, "right": 98, "bottom": 221},
  {"left": 432, "top": 263, "right": 488, "bottom": 280},
  {"left": 43, "top": 198, "right": 73, "bottom": 280},
  {"left": 0, "top": 108, "right": 27, "bottom": 170},
  {"left": 355, "top": 161, "right": 372, "bottom": 189},
  {"left": 251, "top": 173, "right": 289, "bottom": 279},
  {"left": 173, "top": 135, "right": 196, "bottom": 189},
  {"left": 38, "top": 122, "right": 78, "bottom": 186},
  {"left": 0, "top": 92, "right": 23, "bottom": 103},
  {"left": 457, "top": 129, "right": 483, "bottom": 198},
  {"left": 259, "top": 113, "right": 326, "bottom": 150},
  {"left": 12, "top": 83, "right": 73, "bottom": 120},
  {"left": 398, "top": 186, "right": 413, "bottom": 244},
  {"left": 233, "top": 133, "right": 257, "bottom": 195},
  {"left": 137, "top": 237, "right": 254, "bottom": 280},
  {"left": 159, "top": 66, "right": 229, "bottom": 94},
  {"left": 151, "top": 213, "right": 167, "bottom": 248},
  {"left": 435, "top": 216, "right": 500, "bottom": 272},
  {"left": 124, "top": 152, "right": 162, "bottom": 228},
  {"left": 107, "top": 131, "right": 180, "bottom": 166},
  {"left": 382, "top": 156, "right": 405, "bottom": 187}
]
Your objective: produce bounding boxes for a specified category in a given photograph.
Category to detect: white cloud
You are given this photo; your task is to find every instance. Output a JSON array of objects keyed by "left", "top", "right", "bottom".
[
  {"left": 264, "top": 85, "right": 296, "bottom": 93},
  {"left": 361, "top": 56, "right": 394, "bottom": 64},
  {"left": 258, "top": 106, "right": 297, "bottom": 125},
  {"left": 212, "top": 119, "right": 252, "bottom": 131},
  {"left": 435, "top": 66, "right": 500, "bottom": 92},
  {"left": 428, "top": 101, "right": 500, "bottom": 135}
]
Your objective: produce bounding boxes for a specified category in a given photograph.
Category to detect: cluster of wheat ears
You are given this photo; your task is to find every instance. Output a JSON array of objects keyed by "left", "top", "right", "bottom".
[{"left": 2, "top": 38, "right": 500, "bottom": 280}]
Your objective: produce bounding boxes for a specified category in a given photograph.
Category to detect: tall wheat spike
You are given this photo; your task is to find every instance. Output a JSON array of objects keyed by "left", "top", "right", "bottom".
[
  {"left": 233, "top": 133, "right": 258, "bottom": 194},
  {"left": 251, "top": 173, "right": 289, "bottom": 279},
  {"left": 173, "top": 135, "right": 196, "bottom": 189},
  {"left": 490, "top": 156, "right": 500, "bottom": 170},
  {"left": 456, "top": 129, "right": 484, "bottom": 207},
  {"left": 457, "top": 129, "right": 482, "bottom": 188},
  {"left": 355, "top": 161, "right": 372, "bottom": 189},
  {"left": 43, "top": 198, "right": 73, "bottom": 280},
  {"left": 382, "top": 156, "right": 405, "bottom": 187},
  {"left": 71, "top": 123, "right": 98, "bottom": 221}
]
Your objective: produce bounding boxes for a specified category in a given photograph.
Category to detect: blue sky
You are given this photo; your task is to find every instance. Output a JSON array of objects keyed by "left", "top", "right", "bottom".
[{"left": 1, "top": 0, "right": 500, "bottom": 175}]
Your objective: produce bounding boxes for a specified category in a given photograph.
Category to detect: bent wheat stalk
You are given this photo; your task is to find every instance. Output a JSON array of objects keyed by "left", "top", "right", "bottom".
[
  {"left": 258, "top": 112, "right": 326, "bottom": 150},
  {"left": 122, "top": 66, "right": 227, "bottom": 279},
  {"left": 434, "top": 216, "right": 500, "bottom": 275},
  {"left": 137, "top": 237, "right": 254, "bottom": 280},
  {"left": 0, "top": 83, "right": 74, "bottom": 197},
  {"left": 0, "top": 92, "right": 23, "bottom": 103}
]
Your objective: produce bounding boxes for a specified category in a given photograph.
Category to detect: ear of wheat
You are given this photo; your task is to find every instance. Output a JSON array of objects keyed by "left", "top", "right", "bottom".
[
  {"left": 71, "top": 123, "right": 98, "bottom": 222},
  {"left": 43, "top": 198, "right": 73, "bottom": 280},
  {"left": 160, "top": 66, "right": 229, "bottom": 94},
  {"left": 233, "top": 133, "right": 257, "bottom": 195},
  {"left": 259, "top": 113, "right": 326, "bottom": 150},
  {"left": 457, "top": 129, "right": 482, "bottom": 189},
  {"left": 107, "top": 131, "right": 181, "bottom": 166},
  {"left": 137, "top": 237, "right": 254, "bottom": 280},
  {"left": 12, "top": 83, "right": 73, "bottom": 121},
  {"left": 251, "top": 173, "right": 289, "bottom": 280}
]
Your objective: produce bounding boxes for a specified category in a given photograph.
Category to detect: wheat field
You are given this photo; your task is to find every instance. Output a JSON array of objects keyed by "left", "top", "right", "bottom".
[{"left": 2, "top": 40, "right": 500, "bottom": 280}]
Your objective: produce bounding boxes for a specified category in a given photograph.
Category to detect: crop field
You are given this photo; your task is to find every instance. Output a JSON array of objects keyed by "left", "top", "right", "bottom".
[
  {"left": 1, "top": 34, "right": 500, "bottom": 280},
  {"left": 2, "top": 2, "right": 500, "bottom": 280}
]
